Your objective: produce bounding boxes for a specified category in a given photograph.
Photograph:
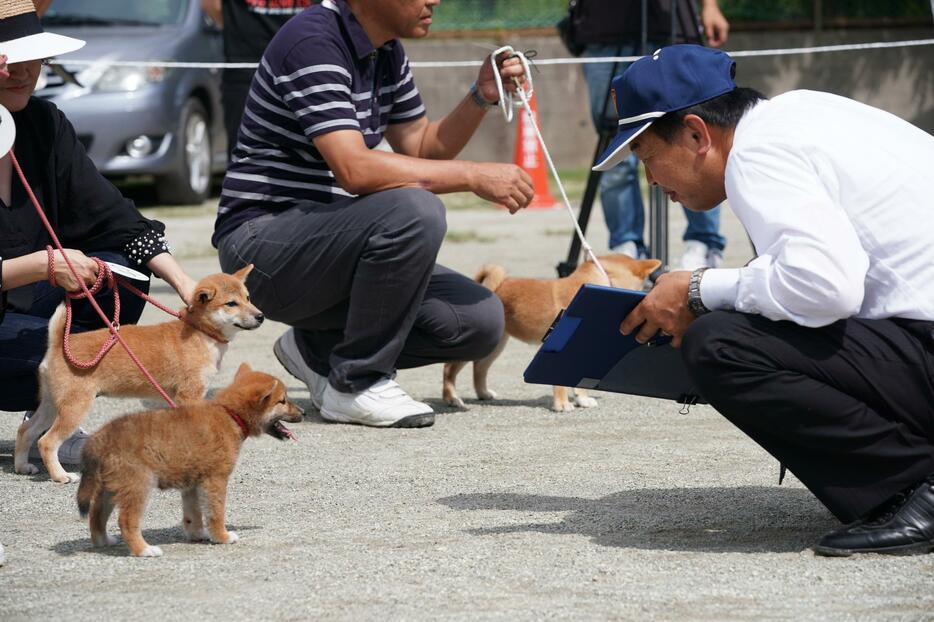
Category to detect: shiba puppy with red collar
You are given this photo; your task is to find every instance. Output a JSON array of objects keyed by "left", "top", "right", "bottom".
[
  {"left": 15, "top": 265, "right": 263, "bottom": 484},
  {"left": 76, "top": 364, "right": 303, "bottom": 557}
]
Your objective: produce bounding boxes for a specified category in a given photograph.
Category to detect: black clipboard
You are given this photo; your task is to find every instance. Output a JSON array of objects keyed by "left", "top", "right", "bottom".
[{"left": 523, "top": 284, "right": 706, "bottom": 405}]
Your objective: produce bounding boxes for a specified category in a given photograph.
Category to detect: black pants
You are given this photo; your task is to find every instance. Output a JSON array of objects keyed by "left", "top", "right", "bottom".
[
  {"left": 217, "top": 188, "right": 504, "bottom": 393},
  {"left": 682, "top": 311, "right": 934, "bottom": 523}
]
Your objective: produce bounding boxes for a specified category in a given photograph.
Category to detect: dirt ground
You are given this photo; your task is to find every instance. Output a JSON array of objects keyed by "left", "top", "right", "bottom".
[{"left": 1, "top": 199, "right": 932, "bottom": 621}]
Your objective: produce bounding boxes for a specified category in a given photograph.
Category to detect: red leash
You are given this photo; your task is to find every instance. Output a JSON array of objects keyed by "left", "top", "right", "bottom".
[{"left": 11, "top": 151, "right": 178, "bottom": 408}]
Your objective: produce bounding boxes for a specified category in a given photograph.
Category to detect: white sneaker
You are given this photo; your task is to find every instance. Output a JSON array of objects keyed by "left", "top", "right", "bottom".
[
  {"left": 26, "top": 422, "right": 90, "bottom": 465},
  {"left": 680, "top": 240, "right": 722, "bottom": 270},
  {"left": 320, "top": 379, "right": 434, "bottom": 428},
  {"left": 613, "top": 240, "right": 640, "bottom": 259},
  {"left": 274, "top": 328, "right": 328, "bottom": 410}
]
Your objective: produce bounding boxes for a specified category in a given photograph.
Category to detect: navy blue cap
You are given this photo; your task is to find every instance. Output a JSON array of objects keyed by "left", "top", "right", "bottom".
[{"left": 592, "top": 44, "right": 736, "bottom": 171}]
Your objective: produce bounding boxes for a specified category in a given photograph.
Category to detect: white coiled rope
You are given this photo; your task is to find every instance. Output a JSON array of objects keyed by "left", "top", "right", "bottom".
[{"left": 490, "top": 45, "right": 612, "bottom": 285}]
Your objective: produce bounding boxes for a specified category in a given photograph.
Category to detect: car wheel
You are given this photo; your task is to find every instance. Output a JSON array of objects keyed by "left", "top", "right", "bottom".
[{"left": 156, "top": 98, "right": 212, "bottom": 205}]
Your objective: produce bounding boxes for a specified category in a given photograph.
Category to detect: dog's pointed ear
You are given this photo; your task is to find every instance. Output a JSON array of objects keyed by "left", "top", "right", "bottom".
[
  {"left": 235, "top": 362, "right": 252, "bottom": 379},
  {"left": 635, "top": 259, "right": 662, "bottom": 278},
  {"left": 194, "top": 285, "right": 216, "bottom": 305},
  {"left": 233, "top": 264, "right": 254, "bottom": 281}
]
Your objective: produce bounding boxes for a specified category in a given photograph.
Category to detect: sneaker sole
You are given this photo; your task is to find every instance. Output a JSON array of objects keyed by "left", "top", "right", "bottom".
[
  {"left": 814, "top": 541, "right": 934, "bottom": 557},
  {"left": 319, "top": 409, "right": 434, "bottom": 428}
]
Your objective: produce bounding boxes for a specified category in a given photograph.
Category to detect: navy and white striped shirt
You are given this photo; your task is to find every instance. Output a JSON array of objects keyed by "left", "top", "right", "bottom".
[{"left": 212, "top": 0, "right": 426, "bottom": 246}]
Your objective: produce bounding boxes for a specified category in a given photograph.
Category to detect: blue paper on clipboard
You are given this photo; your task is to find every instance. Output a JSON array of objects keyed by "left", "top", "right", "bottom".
[{"left": 523, "top": 284, "right": 707, "bottom": 405}]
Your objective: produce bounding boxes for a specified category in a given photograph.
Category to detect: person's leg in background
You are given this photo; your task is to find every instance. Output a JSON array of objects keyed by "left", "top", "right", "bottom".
[
  {"left": 680, "top": 205, "right": 727, "bottom": 270},
  {"left": 218, "top": 188, "right": 455, "bottom": 427},
  {"left": 582, "top": 43, "right": 646, "bottom": 258},
  {"left": 221, "top": 69, "right": 254, "bottom": 160},
  {"left": 682, "top": 311, "right": 934, "bottom": 554}
]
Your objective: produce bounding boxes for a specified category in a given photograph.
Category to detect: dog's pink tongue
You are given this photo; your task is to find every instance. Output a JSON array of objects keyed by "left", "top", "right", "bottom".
[{"left": 276, "top": 421, "right": 298, "bottom": 442}]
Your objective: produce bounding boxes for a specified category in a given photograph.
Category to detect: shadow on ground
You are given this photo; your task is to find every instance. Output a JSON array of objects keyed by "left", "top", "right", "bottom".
[{"left": 439, "top": 486, "right": 836, "bottom": 554}]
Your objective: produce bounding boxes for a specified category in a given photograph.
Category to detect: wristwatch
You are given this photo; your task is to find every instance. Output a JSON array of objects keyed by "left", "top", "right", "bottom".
[
  {"left": 687, "top": 267, "right": 711, "bottom": 317},
  {"left": 469, "top": 82, "right": 496, "bottom": 109}
]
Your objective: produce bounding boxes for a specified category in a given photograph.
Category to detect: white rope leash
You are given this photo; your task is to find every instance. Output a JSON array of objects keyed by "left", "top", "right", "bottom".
[
  {"left": 48, "top": 37, "right": 934, "bottom": 70},
  {"left": 490, "top": 45, "right": 612, "bottom": 286}
]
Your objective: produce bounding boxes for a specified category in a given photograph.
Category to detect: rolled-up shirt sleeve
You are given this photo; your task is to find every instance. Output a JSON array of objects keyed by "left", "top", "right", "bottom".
[{"left": 704, "top": 141, "right": 870, "bottom": 327}]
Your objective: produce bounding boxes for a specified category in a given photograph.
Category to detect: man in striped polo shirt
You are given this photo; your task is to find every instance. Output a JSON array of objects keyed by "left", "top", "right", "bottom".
[{"left": 213, "top": 0, "right": 533, "bottom": 428}]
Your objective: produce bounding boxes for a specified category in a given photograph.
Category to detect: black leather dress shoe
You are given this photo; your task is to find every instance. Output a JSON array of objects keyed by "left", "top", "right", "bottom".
[{"left": 815, "top": 477, "right": 934, "bottom": 557}]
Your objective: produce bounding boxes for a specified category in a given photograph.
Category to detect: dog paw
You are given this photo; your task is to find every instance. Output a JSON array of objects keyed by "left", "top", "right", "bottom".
[
  {"left": 185, "top": 527, "right": 210, "bottom": 542},
  {"left": 211, "top": 531, "right": 239, "bottom": 544},
  {"left": 574, "top": 395, "right": 598, "bottom": 408},
  {"left": 52, "top": 472, "right": 80, "bottom": 484},
  {"left": 551, "top": 401, "right": 575, "bottom": 412},
  {"left": 476, "top": 388, "right": 498, "bottom": 401},
  {"left": 137, "top": 545, "right": 163, "bottom": 558},
  {"left": 443, "top": 395, "right": 467, "bottom": 410},
  {"left": 14, "top": 463, "right": 39, "bottom": 476},
  {"left": 93, "top": 534, "right": 120, "bottom": 547}
]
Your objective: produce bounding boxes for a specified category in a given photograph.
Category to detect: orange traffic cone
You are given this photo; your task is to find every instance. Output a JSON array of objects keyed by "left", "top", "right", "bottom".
[{"left": 511, "top": 93, "right": 558, "bottom": 209}]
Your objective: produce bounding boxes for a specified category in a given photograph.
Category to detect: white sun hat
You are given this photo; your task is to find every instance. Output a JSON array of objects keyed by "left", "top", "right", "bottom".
[{"left": 0, "top": 0, "right": 85, "bottom": 65}]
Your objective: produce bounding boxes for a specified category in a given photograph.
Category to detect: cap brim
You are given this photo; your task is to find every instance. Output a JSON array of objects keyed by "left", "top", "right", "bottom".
[
  {"left": 592, "top": 121, "right": 653, "bottom": 172},
  {"left": 2, "top": 32, "right": 85, "bottom": 64},
  {"left": 0, "top": 104, "right": 14, "bottom": 158}
]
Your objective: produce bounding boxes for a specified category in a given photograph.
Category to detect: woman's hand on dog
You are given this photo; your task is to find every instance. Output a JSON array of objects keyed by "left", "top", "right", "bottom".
[
  {"left": 468, "top": 162, "right": 534, "bottom": 213},
  {"left": 620, "top": 270, "right": 696, "bottom": 348},
  {"left": 147, "top": 252, "right": 198, "bottom": 306}
]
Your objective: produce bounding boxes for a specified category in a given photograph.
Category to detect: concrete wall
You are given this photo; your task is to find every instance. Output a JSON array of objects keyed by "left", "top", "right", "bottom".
[{"left": 404, "top": 28, "right": 934, "bottom": 168}]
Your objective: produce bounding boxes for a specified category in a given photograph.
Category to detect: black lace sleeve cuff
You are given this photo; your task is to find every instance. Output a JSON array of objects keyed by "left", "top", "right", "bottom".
[{"left": 124, "top": 229, "right": 170, "bottom": 265}]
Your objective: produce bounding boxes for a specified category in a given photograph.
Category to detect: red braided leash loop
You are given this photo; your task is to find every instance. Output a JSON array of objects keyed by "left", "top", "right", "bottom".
[{"left": 47, "top": 248, "right": 123, "bottom": 369}]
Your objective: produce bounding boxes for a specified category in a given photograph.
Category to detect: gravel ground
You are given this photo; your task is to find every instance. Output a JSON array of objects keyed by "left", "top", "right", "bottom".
[{"left": 1, "top": 199, "right": 933, "bottom": 621}]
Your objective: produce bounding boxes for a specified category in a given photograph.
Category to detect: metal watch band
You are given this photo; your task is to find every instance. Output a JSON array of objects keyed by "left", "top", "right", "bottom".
[
  {"left": 469, "top": 82, "right": 495, "bottom": 109},
  {"left": 687, "top": 267, "right": 711, "bottom": 317}
]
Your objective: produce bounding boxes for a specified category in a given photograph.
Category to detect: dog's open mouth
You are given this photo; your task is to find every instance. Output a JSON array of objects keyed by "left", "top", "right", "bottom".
[{"left": 266, "top": 419, "right": 297, "bottom": 442}]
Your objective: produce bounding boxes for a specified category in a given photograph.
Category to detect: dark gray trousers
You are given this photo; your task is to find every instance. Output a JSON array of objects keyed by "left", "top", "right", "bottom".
[
  {"left": 217, "top": 188, "right": 504, "bottom": 393},
  {"left": 682, "top": 311, "right": 934, "bottom": 523}
]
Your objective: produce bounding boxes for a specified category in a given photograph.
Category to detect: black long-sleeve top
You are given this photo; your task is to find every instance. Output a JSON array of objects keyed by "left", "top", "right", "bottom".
[{"left": 0, "top": 97, "right": 170, "bottom": 315}]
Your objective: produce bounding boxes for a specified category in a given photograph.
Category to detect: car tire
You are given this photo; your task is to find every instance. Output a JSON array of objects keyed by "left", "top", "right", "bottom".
[{"left": 156, "top": 98, "right": 213, "bottom": 205}]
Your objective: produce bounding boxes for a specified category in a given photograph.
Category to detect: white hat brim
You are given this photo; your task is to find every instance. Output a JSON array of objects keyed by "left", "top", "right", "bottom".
[
  {"left": 1, "top": 32, "right": 85, "bottom": 65},
  {"left": 592, "top": 122, "right": 653, "bottom": 172},
  {"left": 0, "top": 104, "right": 15, "bottom": 158}
]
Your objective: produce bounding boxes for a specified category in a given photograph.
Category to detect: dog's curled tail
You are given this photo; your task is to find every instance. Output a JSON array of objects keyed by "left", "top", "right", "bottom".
[
  {"left": 76, "top": 441, "right": 102, "bottom": 518},
  {"left": 475, "top": 264, "right": 507, "bottom": 292},
  {"left": 47, "top": 303, "right": 67, "bottom": 352}
]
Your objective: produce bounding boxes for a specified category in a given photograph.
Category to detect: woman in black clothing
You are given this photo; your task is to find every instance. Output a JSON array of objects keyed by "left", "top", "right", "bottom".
[{"left": 0, "top": 1, "right": 196, "bottom": 425}]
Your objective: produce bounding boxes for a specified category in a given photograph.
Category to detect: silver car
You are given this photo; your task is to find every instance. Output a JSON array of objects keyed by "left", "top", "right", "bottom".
[{"left": 36, "top": 0, "right": 228, "bottom": 205}]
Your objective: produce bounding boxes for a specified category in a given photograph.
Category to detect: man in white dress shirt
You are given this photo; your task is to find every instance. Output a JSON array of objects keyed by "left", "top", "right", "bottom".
[{"left": 595, "top": 44, "right": 934, "bottom": 556}]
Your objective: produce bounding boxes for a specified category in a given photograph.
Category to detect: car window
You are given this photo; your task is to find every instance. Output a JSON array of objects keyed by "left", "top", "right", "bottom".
[{"left": 44, "top": 0, "right": 188, "bottom": 27}]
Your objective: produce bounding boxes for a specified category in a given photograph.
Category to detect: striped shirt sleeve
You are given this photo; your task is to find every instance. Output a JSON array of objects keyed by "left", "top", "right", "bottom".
[
  {"left": 271, "top": 37, "right": 360, "bottom": 140},
  {"left": 388, "top": 46, "right": 426, "bottom": 125}
]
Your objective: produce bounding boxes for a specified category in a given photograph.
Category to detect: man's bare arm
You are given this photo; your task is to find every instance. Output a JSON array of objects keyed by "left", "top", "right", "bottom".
[
  {"left": 201, "top": 0, "right": 223, "bottom": 27},
  {"left": 313, "top": 130, "right": 534, "bottom": 213}
]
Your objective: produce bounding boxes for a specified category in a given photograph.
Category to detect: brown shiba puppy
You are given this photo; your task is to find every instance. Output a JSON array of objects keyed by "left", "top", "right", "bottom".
[
  {"left": 75, "top": 364, "right": 303, "bottom": 557},
  {"left": 443, "top": 254, "right": 661, "bottom": 411},
  {"left": 15, "top": 265, "right": 264, "bottom": 483}
]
